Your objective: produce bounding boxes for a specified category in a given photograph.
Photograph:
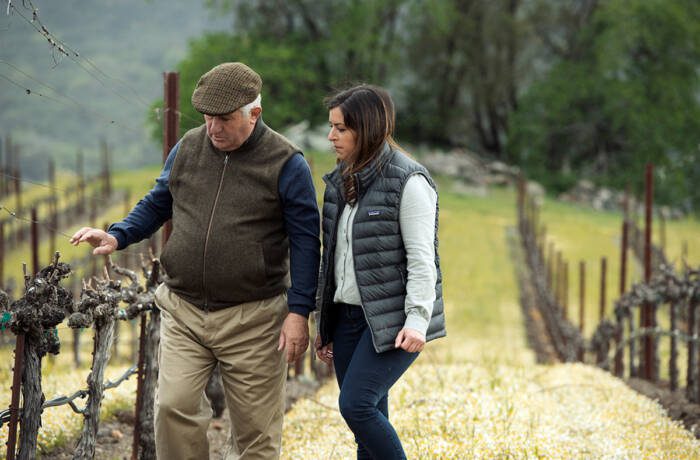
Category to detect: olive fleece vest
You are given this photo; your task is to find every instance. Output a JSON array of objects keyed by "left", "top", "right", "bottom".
[
  {"left": 160, "top": 120, "right": 298, "bottom": 310},
  {"left": 317, "top": 144, "right": 446, "bottom": 352}
]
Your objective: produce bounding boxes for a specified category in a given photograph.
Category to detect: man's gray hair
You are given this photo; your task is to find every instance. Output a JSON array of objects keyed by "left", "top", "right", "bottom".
[{"left": 241, "top": 94, "right": 262, "bottom": 117}]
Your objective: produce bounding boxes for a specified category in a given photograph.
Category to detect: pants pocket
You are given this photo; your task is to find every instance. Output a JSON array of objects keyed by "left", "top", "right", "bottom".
[{"left": 154, "top": 283, "right": 177, "bottom": 313}]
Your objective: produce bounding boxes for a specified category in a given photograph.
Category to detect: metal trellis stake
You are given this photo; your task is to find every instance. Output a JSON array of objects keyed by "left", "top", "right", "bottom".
[{"left": 6, "top": 333, "right": 25, "bottom": 460}]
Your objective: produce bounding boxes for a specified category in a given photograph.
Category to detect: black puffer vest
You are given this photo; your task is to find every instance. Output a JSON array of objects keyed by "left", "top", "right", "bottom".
[{"left": 317, "top": 144, "right": 446, "bottom": 352}]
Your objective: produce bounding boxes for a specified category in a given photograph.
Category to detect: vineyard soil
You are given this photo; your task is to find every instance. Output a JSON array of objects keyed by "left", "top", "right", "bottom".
[
  {"left": 39, "top": 378, "right": 320, "bottom": 459},
  {"left": 515, "top": 233, "right": 700, "bottom": 440},
  {"left": 626, "top": 377, "right": 700, "bottom": 438}
]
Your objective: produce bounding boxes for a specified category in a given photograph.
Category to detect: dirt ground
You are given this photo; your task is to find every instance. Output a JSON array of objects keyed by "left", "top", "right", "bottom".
[
  {"left": 626, "top": 377, "right": 700, "bottom": 439},
  {"left": 40, "top": 377, "right": 321, "bottom": 460},
  {"left": 513, "top": 237, "right": 700, "bottom": 440}
]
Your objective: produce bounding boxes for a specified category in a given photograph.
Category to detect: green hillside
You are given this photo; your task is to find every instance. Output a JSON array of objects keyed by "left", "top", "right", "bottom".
[{"left": 0, "top": 0, "right": 228, "bottom": 176}]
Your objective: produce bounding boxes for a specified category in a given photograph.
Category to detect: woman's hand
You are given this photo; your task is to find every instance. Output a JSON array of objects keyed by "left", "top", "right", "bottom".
[
  {"left": 314, "top": 334, "right": 334, "bottom": 365},
  {"left": 394, "top": 328, "right": 425, "bottom": 353}
]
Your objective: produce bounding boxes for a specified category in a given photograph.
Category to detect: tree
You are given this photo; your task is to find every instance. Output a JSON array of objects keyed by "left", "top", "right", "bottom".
[
  {"left": 400, "top": 0, "right": 528, "bottom": 156},
  {"left": 149, "top": 0, "right": 407, "bottom": 139},
  {"left": 508, "top": 0, "right": 700, "bottom": 208}
]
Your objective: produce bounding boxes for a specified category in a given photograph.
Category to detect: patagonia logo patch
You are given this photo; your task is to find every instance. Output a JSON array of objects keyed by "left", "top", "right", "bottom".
[{"left": 368, "top": 210, "right": 381, "bottom": 216}]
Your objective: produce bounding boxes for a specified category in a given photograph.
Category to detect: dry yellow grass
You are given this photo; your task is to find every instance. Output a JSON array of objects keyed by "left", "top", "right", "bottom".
[
  {"left": 282, "top": 167, "right": 700, "bottom": 459},
  {"left": 3, "top": 154, "right": 700, "bottom": 458},
  {"left": 283, "top": 363, "right": 698, "bottom": 459}
]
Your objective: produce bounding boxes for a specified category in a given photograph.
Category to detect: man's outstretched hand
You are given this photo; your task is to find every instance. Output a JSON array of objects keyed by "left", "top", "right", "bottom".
[{"left": 70, "top": 227, "right": 118, "bottom": 255}]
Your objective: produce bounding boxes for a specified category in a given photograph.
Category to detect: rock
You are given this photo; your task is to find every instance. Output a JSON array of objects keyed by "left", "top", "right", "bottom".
[
  {"left": 452, "top": 180, "right": 487, "bottom": 197},
  {"left": 526, "top": 181, "right": 545, "bottom": 206},
  {"left": 282, "top": 122, "right": 333, "bottom": 153},
  {"left": 560, "top": 180, "right": 685, "bottom": 218}
]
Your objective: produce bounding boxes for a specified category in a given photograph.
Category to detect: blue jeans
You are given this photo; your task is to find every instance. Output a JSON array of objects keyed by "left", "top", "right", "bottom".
[{"left": 332, "top": 303, "right": 419, "bottom": 460}]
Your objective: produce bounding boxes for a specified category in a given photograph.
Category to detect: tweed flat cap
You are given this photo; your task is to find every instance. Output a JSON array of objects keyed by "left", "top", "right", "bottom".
[{"left": 191, "top": 62, "right": 262, "bottom": 115}]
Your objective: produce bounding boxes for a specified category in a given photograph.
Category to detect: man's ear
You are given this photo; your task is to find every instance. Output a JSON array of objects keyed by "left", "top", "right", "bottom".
[{"left": 250, "top": 106, "right": 262, "bottom": 123}]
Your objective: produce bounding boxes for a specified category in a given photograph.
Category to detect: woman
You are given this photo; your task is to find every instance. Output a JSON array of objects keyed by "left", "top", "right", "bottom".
[{"left": 315, "top": 84, "right": 446, "bottom": 459}]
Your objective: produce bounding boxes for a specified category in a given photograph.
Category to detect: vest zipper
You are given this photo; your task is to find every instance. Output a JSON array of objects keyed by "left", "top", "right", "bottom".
[
  {"left": 350, "top": 214, "right": 381, "bottom": 353},
  {"left": 320, "top": 184, "right": 342, "bottom": 345},
  {"left": 202, "top": 153, "right": 230, "bottom": 310}
]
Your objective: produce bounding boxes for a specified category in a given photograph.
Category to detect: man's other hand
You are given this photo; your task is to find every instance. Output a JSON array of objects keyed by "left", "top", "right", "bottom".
[
  {"left": 277, "top": 312, "right": 310, "bottom": 363},
  {"left": 69, "top": 227, "right": 118, "bottom": 255}
]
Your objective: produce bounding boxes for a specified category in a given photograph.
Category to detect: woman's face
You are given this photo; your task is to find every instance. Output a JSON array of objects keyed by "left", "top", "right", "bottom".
[{"left": 328, "top": 107, "right": 358, "bottom": 164}]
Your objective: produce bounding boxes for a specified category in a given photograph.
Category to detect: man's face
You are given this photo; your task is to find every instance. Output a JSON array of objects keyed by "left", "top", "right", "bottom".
[{"left": 204, "top": 107, "right": 260, "bottom": 152}]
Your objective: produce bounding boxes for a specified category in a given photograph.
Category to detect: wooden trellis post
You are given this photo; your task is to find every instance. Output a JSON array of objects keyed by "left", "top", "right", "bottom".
[
  {"left": 6, "top": 256, "right": 73, "bottom": 460},
  {"left": 132, "top": 70, "right": 178, "bottom": 460},
  {"left": 642, "top": 163, "right": 656, "bottom": 381}
]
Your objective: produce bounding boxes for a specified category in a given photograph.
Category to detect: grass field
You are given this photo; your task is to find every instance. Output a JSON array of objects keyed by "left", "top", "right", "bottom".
[
  {"left": 281, "top": 153, "right": 700, "bottom": 458},
  {"left": 2, "top": 151, "right": 700, "bottom": 458}
]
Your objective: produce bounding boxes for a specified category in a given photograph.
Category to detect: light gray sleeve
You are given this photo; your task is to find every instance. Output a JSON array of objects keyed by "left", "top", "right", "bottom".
[{"left": 399, "top": 174, "right": 438, "bottom": 335}]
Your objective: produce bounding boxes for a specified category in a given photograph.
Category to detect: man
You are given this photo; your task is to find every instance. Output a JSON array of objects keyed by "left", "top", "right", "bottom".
[{"left": 70, "top": 62, "right": 320, "bottom": 459}]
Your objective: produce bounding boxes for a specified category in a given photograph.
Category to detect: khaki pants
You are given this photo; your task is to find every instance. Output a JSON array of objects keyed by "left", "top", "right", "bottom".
[{"left": 154, "top": 283, "right": 288, "bottom": 460}]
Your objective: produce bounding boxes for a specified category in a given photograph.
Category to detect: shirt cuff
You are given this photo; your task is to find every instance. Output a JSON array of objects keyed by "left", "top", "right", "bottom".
[
  {"left": 107, "top": 229, "right": 127, "bottom": 251},
  {"left": 288, "top": 305, "right": 313, "bottom": 318},
  {"left": 403, "top": 313, "right": 429, "bottom": 336}
]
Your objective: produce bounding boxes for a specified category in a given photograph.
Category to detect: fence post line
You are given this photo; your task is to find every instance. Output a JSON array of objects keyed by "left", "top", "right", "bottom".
[
  {"left": 563, "top": 261, "right": 569, "bottom": 319},
  {"left": 100, "top": 138, "right": 112, "bottom": 200},
  {"left": 550, "top": 249, "right": 557, "bottom": 302},
  {"left": 688, "top": 298, "right": 700, "bottom": 402},
  {"left": 614, "top": 219, "right": 629, "bottom": 377},
  {"left": 695, "top": 299, "right": 700, "bottom": 402},
  {"left": 538, "top": 225, "right": 546, "bottom": 264},
  {"left": 517, "top": 175, "right": 525, "bottom": 227},
  {"left": 89, "top": 197, "right": 97, "bottom": 279},
  {"left": 13, "top": 144, "right": 22, "bottom": 243},
  {"left": 71, "top": 276, "right": 81, "bottom": 368},
  {"left": 132, "top": 314, "right": 148, "bottom": 460},
  {"left": 670, "top": 299, "right": 679, "bottom": 391},
  {"left": 0, "top": 221, "right": 4, "bottom": 287},
  {"left": 161, "top": 71, "right": 178, "bottom": 244},
  {"left": 122, "top": 192, "right": 132, "bottom": 271},
  {"left": 546, "top": 242, "right": 554, "bottom": 289},
  {"left": 530, "top": 198, "right": 539, "bottom": 242},
  {"left": 77, "top": 150, "right": 85, "bottom": 216},
  {"left": 132, "top": 70, "right": 178, "bottom": 460},
  {"left": 554, "top": 252, "right": 560, "bottom": 306},
  {"left": 642, "top": 163, "right": 655, "bottom": 381},
  {"left": 30, "top": 208, "right": 39, "bottom": 276},
  {"left": 579, "top": 261, "right": 585, "bottom": 334},
  {"left": 599, "top": 257, "right": 607, "bottom": 322},
  {"left": 658, "top": 208, "right": 666, "bottom": 254},
  {"left": 48, "top": 159, "right": 57, "bottom": 264},
  {"left": 557, "top": 251, "right": 563, "bottom": 307},
  {"left": 6, "top": 334, "right": 26, "bottom": 460},
  {"left": 0, "top": 135, "right": 6, "bottom": 198},
  {"left": 550, "top": 250, "right": 561, "bottom": 305}
]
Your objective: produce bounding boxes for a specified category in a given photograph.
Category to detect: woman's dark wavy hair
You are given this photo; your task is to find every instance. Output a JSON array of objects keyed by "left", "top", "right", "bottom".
[{"left": 324, "top": 84, "right": 401, "bottom": 175}]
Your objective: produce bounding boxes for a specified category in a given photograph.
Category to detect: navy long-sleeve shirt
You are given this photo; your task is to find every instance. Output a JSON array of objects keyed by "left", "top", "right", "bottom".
[{"left": 108, "top": 142, "right": 321, "bottom": 317}]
